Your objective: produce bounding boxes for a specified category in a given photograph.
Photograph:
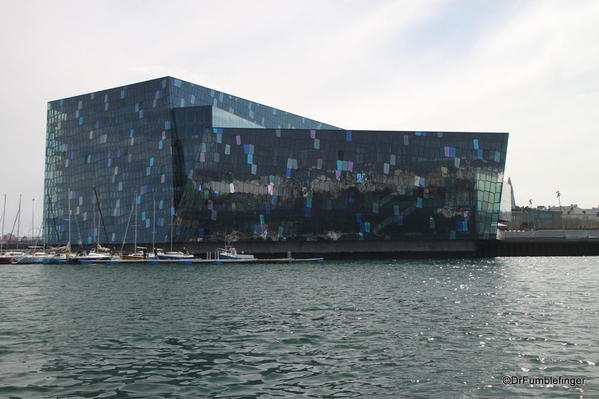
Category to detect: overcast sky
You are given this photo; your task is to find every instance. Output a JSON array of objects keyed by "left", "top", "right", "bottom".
[{"left": 1, "top": 0, "right": 598, "bottom": 237}]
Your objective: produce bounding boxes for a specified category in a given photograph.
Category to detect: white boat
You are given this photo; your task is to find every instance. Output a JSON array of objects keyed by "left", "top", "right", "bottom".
[
  {"left": 120, "top": 252, "right": 146, "bottom": 260},
  {"left": 121, "top": 248, "right": 156, "bottom": 261},
  {"left": 217, "top": 246, "right": 255, "bottom": 260},
  {"left": 32, "top": 252, "right": 55, "bottom": 263},
  {"left": 41, "top": 190, "right": 78, "bottom": 264},
  {"left": 11, "top": 251, "right": 52, "bottom": 264},
  {"left": 74, "top": 242, "right": 112, "bottom": 262},
  {"left": 155, "top": 208, "right": 194, "bottom": 260},
  {"left": 156, "top": 250, "right": 194, "bottom": 260},
  {"left": 74, "top": 251, "right": 111, "bottom": 262},
  {"left": 43, "top": 252, "right": 76, "bottom": 264}
]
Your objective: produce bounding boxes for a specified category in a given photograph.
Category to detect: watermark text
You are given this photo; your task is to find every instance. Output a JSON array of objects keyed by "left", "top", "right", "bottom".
[{"left": 503, "top": 375, "right": 584, "bottom": 387}]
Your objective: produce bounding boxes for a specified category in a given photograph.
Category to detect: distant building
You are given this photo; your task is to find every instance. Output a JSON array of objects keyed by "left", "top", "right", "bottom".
[
  {"left": 499, "top": 177, "right": 515, "bottom": 223},
  {"left": 44, "top": 77, "right": 509, "bottom": 246},
  {"left": 510, "top": 204, "right": 599, "bottom": 230}
]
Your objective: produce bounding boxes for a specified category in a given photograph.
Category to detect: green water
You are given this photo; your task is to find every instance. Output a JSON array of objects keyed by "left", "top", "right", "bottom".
[{"left": 1, "top": 257, "right": 598, "bottom": 398}]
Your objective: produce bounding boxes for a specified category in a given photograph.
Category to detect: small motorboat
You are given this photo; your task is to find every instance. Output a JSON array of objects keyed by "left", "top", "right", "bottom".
[{"left": 217, "top": 246, "right": 255, "bottom": 260}]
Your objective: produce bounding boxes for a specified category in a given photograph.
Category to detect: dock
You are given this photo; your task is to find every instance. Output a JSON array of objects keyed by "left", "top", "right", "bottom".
[{"left": 58, "top": 257, "right": 325, "bottom": 265}]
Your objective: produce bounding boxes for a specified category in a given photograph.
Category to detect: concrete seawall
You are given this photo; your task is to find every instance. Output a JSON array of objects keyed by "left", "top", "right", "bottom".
[
  {"left": 182, "top": 237, "right": 599, "bottom": 258},
  {"left": 150, "top": 238, "right": 599, "bottom": 258}
]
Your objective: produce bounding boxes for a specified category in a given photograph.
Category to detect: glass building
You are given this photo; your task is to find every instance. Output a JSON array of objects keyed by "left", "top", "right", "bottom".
[{"left": 44, "top": 77, "right": 508, "bottom": 246}]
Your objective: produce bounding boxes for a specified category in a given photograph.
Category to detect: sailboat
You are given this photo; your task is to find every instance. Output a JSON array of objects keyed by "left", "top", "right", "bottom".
[
  {"left": 0, "top": 195, "right": 28, "bottom": 264},
  {"left": 0, "top": 194, "right": 15, "bottom": 264},
  {"left": 44, "top": 190, "right": 79, "bottom": 264},
  {"left": 11, "top": 198, "right": 54, "bottom": 264},
  {"left": 156, "top": 207, "right": 193, "bottom": 260},
  {"left": 117, "top": 192, "right": 152, "bottom": 261},
  {"left": 4, "top": 197, "right": 50, "bottom": 265},
  {"left": 75, "top": 208, "right": 110, "bottom": 262}
]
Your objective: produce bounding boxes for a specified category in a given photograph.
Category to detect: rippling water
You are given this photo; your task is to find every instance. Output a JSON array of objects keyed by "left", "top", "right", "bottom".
[{"left": 1, "top": 257, "right": 598, "bottom": 398}]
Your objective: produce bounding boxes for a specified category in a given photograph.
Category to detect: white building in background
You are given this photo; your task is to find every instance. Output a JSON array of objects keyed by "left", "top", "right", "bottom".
[{"left": 499, "top": 177, "right": 515, "bottom": 223}]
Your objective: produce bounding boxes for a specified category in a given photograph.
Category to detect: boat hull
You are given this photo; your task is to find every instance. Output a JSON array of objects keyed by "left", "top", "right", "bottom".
[
  {"left": 218, "top": 254, "right": 256, "bottom": 260},
  {"left": 11, "top": 256, "right": 47, "bottom": 264},
  {"left": 156, "top": 254, "right": 194, "bottom": 260},
  {"left": 74, "top": 256, "right": 111, "bottom": 262}
]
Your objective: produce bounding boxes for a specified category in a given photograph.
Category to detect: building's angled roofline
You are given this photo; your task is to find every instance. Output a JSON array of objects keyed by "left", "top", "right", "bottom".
[
  {"left": 208, "top": 127, "right": 509, "bottom": 135},
  {"left": 48, "top": 76, "right": 170, "bottom": 103},
  {"left": 48, "top": 76, "right": 340, "bottom": 129},
  {"left": 170, "top": 77, "right": 339, "bottom": 129}
]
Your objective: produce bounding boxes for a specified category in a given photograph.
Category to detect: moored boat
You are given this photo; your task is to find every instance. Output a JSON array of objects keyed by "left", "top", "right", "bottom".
[
  {"left": 43, "top": 250, "right": 77, "bottom": 264},
  {"left": 156, "top": 250, "right": 194, "bottom": 260},
  {"left": 11, "top": 251, "right": 53, "bottom": 264},
  {"left": 217, "top": 246, "right": 255, "bottom": 260},
  {"left": 74, "top": 251, "right": 111, "bottom": 262},
  {"left": 120, "top": 247, "right": 155, "bottom": 261},
  {"left": 0, "top": 251, "right": 26, "bottom": 264}
]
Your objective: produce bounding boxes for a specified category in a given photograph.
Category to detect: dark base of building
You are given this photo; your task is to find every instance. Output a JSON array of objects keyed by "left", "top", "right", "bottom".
[
  {"left": 482, "top": 239, "right": 599, "bottom": 257},
  {"left": 67, "top": 238, "right": 599, "bottom": 259}
]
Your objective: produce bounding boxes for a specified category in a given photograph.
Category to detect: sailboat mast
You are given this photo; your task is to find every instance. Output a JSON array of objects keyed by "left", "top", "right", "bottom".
[
  {"left": 170, "top": 206, "right": 174, "bottom": 252},
  {"left": 67, "top": 191, "right": 71, "bottom": 252},
  {"left": 1, "top": 194, "right": 6, "bottom": 251},
  {"left": 134, "top": 193, "right": 138, "bottom": 252},
  {"left": 92, "top": 186, "right": 109, "bottom": 244},
  {"left": 152, "top": 199, "right": 156, "bottom": 253},
  {"left": 120, "top": 194, "right": 135, "bottom": 255},
  {"left": 96, "top": 211, "right": 100, "bottom": 249},
  {"left": 93, "top": 197, "right": 96, "bottom": 248},
  {"left": 31, "top": 198, "right": 35, "bottom": 244},
  {"left": 42, "top": 198, "right": 46, "bottom": 251},
  {"left": 16, "top": 194, "right": 22, "bottom": 249}
]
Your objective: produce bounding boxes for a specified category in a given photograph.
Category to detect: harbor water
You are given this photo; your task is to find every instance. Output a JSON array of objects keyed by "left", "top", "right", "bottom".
[{"left": 1, "top": 257, "right": 598, "bottom": 398}]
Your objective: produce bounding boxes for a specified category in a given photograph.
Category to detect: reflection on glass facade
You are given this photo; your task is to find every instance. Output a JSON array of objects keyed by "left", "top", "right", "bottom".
[
  {"left": 176, "top": 128, "right": 508, "bottom": 242},
  {"left": 44, "top": 77, "right": 336, "bottom": 245},
  {"left": 44, "top": 76, "right": 508, "bottom": 246}
]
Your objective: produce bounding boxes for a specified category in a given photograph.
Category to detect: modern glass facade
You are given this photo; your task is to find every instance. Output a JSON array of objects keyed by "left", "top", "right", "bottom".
[
  {"left": 44, "top": 77, "right": 336, "bottom": 245},
  {"left": 44, "top": 77, "right": 508, "bottom": 246},
  {"left": 175, "top": 128, "right": 508, "bottom": 242}
]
